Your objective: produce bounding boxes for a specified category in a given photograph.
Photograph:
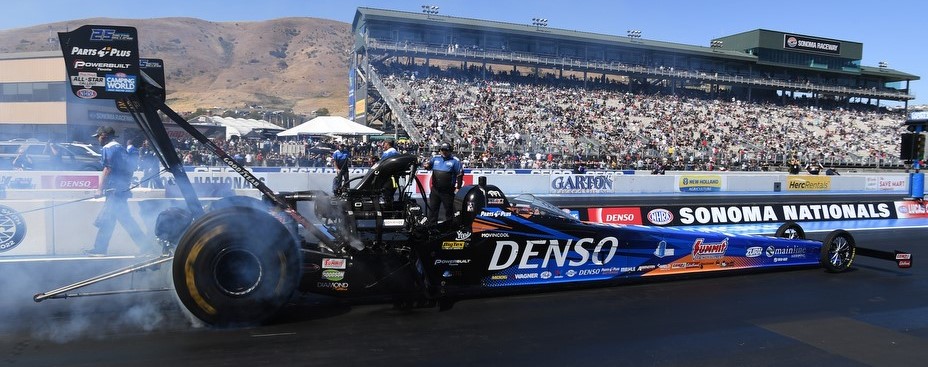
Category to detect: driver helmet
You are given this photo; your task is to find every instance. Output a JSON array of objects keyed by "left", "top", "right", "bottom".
[{"left": 439, "top": 142, "right": 452, "bottom": 152}]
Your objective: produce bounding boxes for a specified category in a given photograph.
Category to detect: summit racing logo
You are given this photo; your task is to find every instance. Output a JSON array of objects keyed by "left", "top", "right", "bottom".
[
  {"left": 488, "top": 237, "right": 619, "bottom": 271},
  {"left": 692, "top": 238, "right": 728, "bottom": 260},
  {"left": 550, "top": 175, "right": 613, "bottom": 194},
  {"left": 0, "top": 205, "right": 27, "bottom": 252},
  {"left": 70, "top": 46, "right": 132, "bottom": 58}
]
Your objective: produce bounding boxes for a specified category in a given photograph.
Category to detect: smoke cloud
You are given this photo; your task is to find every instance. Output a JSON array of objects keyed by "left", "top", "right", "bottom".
[{"left": 0, "top": 258, "right": 190, "bottom": 343}]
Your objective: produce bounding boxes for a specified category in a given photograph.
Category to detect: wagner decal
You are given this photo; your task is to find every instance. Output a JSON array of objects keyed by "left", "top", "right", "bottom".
[{"left": 0, "top": 205, "right": 27, "bottom": 252}]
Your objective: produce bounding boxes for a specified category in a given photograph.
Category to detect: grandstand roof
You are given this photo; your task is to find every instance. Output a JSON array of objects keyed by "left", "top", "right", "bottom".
[
  {"left": 354, "top": 7, "right": 756, "bottom": 62},
  {"left": 354, "top": 7, "right": 917, "bottom": 84}
]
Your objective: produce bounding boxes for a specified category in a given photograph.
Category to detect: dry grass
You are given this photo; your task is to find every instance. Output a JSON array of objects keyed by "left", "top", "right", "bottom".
[{"left": 0, "top": 17, "right": 352, "bottom": 116}]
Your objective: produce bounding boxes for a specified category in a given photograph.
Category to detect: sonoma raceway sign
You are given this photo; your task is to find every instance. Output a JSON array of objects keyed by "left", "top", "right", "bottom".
[{"left": 628, "top": 201, "right": 897, "bottom": 226}]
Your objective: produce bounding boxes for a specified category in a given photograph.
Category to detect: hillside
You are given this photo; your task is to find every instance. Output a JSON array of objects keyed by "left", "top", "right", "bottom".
[{"left": 0, "top": 17, "right": 352, "bottom": 116}]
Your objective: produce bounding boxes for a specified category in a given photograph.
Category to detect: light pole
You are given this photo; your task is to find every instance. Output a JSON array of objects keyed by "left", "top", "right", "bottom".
[
  {"left": 532, "top": 18, "right": 548, "bottom": 31},
  {"left": 627, "top": 30, "right": 642, "bottom": 39},
  {"left": 421, "top": 5, "right": 439, "bottom": 17}
]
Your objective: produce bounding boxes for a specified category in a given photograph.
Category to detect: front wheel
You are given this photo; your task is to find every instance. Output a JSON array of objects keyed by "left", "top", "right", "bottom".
[
  {"left": 775, "top": 221, "right": 805, "bottom": 239},
  {"left": 820, "top": 229, "right": 856, "bottom": 273},
  {"left": 172, "top": 206, "right": 300, "bottom": 326}
]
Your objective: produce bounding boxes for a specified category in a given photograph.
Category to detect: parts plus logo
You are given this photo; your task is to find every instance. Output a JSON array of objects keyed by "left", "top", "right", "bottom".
[{"left": 0, "top": 205, "right": 26, "bottom": 252}]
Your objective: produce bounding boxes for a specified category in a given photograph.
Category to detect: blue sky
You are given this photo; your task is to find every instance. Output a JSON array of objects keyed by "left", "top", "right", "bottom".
[{"left": 3, "top": 0, "right": 927, "bottom": 106}]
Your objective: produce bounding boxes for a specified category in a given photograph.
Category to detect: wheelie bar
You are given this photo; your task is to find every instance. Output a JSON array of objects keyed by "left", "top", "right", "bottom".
[
  {"left": 856, "top": 247, "right": 912, "bottom": 268},
  {"left": 33, "top": 255, "right": 173, "bottom": 302}
]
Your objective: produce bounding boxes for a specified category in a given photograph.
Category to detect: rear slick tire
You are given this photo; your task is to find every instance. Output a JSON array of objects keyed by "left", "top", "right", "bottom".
[
  {"left": 820, "top": 229, "right": 856, "bottom": 273},
  {"left": 172, "top": 206, "right": 300, "bottom": 327}
]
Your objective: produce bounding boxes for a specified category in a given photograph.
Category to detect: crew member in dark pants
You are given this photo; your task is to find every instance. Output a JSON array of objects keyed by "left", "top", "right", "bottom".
[
  {"left": 379, "top": 139, "right": 399, "bottom": 209},
  {"left": 423, "top": 142, "right": 463, "bottom": 224},
  {"left": 805, "top": 158, "right": 824, "bottom": 175},
  {"left": 84, "top": 126, "right": 151, "bottom": 256},
  {"left": 332, "top": 143, "right": 350, "bottom": 194},
  {"left": 787, "top": 155, "right": 802, "bottom": 175}
]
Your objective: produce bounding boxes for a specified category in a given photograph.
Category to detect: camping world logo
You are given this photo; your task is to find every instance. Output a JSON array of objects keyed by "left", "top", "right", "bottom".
[{"left": 0, "top": 205, "right": 26, "bottom": 252}]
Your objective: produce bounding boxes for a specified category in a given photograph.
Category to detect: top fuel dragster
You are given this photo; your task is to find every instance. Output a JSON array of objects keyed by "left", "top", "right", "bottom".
[{"left": 34, "top": 25, "right": 913, "bottom": 327}]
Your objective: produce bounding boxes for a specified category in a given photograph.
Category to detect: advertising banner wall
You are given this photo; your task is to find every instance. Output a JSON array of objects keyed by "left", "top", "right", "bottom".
[
  {"left": 786, "top": 176, "right": 832, "bottom": 191},
  {"left": 577, "top": 201, "right": 900, "bottom": 226}
]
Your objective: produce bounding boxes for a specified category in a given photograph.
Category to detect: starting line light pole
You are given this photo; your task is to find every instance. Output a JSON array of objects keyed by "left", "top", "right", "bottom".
[{"left": 903, "top": 110, "right": 927, "bottom": 200}]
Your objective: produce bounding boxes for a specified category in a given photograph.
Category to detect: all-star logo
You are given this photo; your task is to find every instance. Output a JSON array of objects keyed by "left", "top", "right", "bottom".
[{"left": 0, "top": 205, "right": 26, "bottom": 252}]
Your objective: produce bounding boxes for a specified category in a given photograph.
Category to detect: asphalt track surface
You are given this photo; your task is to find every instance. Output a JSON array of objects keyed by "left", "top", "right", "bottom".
[{"left": 2, "top": 200, "right": 927, "bottom": 366}]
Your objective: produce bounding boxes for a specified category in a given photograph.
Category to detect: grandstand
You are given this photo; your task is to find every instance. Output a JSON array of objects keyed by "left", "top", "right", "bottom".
[{"left": 349, "top": 7, "right": 920, "bottom": 171}]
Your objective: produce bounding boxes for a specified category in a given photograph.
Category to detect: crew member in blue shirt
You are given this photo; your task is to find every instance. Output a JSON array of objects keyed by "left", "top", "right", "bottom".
[
  {"left": 84, "top": 126, "right": 151, "bottom": 256},
  {"left": 332, "top": 143, "right": 350, "bottom": 194},
  {"left": 423, "top": 142, "right": 464, "bottom": 224},
  {"left": 379, "top": 139, "right": 400, "bottom": 209}
]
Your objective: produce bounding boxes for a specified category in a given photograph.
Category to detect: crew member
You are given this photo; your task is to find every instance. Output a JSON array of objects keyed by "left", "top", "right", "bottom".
[
  {"left": 84, "top": 126, "right": 151, "bottom": 256},
  {"left": 12, "top": 146, "right": 32, "bottom": 170},
  {"left": 379, "top": 139, "right": 399, "bottom": 209},
  {"left": 805, "top": 158, "right": 824, "bottom": 175},
  {"left": 332, "top": 143, "right": 351, "bottom": 194},
  {"left": 423, "top": 142, "right": 464, "bottom": 224},
  {"left": 787, "top": 155, "right": 802, "bottom": 175}
]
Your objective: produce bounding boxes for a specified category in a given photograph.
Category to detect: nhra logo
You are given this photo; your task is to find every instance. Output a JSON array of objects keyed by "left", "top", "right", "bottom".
[
  {"left": 0, "top": 205, "right": 27, "bottom": 252},
  {"left": 76, "top": 88, "right": 98, "bottom": 99},
  {"left": 647, "top": 209, "right": 674, "bottom": 225}
]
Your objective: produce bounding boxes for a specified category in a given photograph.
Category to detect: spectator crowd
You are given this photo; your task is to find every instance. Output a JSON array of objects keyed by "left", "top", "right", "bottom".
[{"left": 162, "top": 62, "right": 908, "bottom": 174}]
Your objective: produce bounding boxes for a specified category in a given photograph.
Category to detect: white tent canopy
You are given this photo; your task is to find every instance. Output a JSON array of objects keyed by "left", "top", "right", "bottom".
[
  {"left": 278, "top": 116, "right": 383, "bottom": 137},
  {"left": 189, "top": 116, "right": 285, "bottom": 140}
]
